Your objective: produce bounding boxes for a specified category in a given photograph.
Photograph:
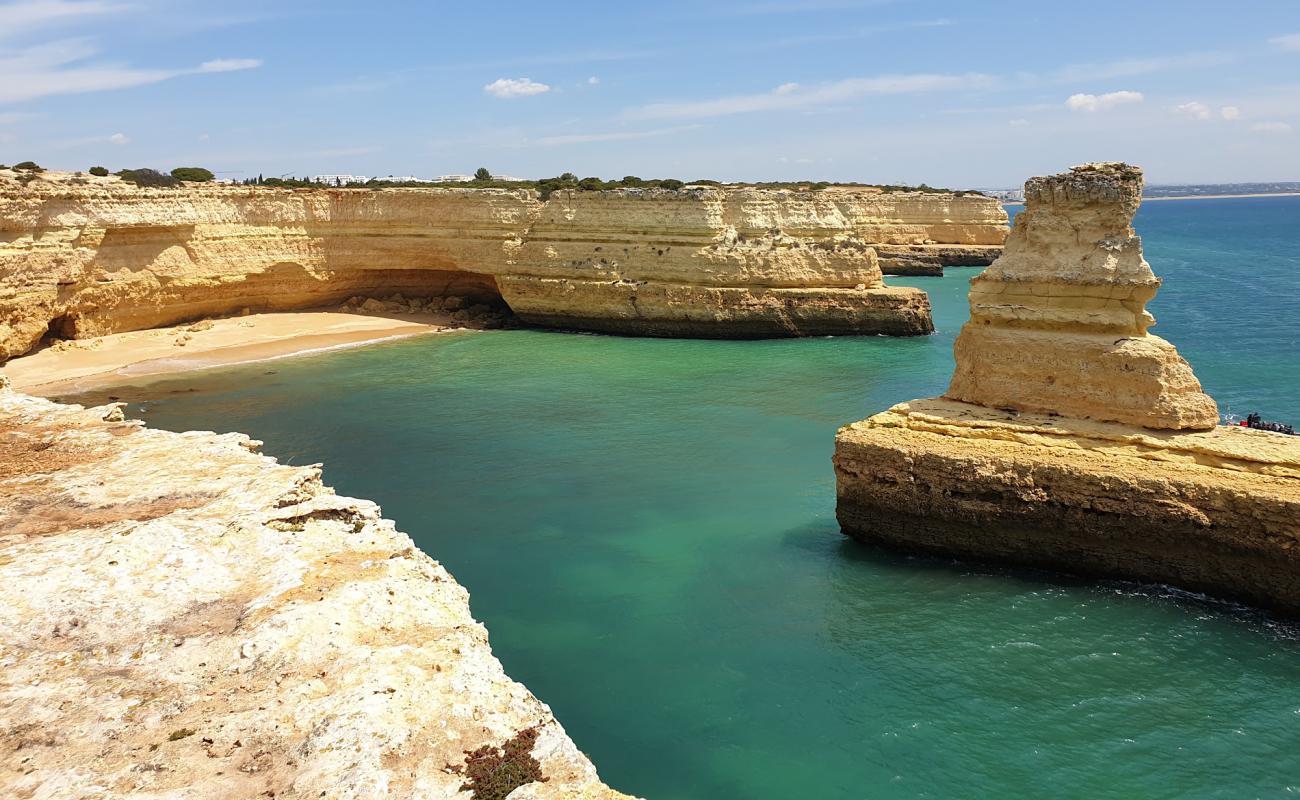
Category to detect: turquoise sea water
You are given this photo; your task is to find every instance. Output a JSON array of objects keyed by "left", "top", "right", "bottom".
[{"left": 94, "top": 197, "right": 1300, "bottom": 799}]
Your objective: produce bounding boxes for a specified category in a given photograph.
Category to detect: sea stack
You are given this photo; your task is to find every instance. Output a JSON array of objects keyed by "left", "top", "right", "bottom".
[{"left": 834, "top": 163, "right": 1300, "bottom": 613}]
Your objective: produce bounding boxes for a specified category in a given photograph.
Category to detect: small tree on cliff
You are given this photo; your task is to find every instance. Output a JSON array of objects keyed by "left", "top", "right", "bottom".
[
  {"left": 88, "top": 166, "right": 109, "bottom": 177},
  {"left": 117, "top": 168, "right": 180, "bottom": 188},
  {"left": 475, "top": 167, "right": 491, "bottom": 181},
  {"left": 171, "top": 167, "right": 215, "bottom": 183}
]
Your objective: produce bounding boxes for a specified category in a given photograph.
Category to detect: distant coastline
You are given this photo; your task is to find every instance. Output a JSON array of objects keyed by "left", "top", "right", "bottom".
[{"left": 1002, "top": 191, "right": 1300, "bottom": 206}]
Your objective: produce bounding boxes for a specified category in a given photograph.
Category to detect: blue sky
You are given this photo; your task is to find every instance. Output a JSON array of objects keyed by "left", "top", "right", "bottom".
[{"left": 2, "top": 0, "right": 1299, "bottom": 186}]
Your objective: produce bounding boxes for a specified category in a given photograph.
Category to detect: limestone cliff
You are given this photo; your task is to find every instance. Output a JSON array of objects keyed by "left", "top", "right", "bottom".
[
  {"left": 501, "top": 187, "right": 933, "bottom": 337},
  {"left": 0, "top": 172, "right": 1003, "bottom": 358},
  {"left": 822, "top": 188, "right": 1008, "bottom": 276},
  {"left": 946, "top": 163, "right": 1217, "bottom": 430},
  {"left": 834, "top": 163, "right": 1300, "bottom": 614},
  {"left": 0, "top": 380, "right": 633, "bottom": 799}
]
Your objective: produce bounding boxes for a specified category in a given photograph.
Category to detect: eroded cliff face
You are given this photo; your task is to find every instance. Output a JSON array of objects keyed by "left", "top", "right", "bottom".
[
  {"left": 946, "top": 163, "right": 1218, "bottom": 431},
  {"left": 835, "top": 400, "right": 1300, "bottom": 612},
  {"left": 0, "top": 380, "right": 634, "bottom": 799},
  {"left": 501, "top": 188, "right": 934, "bottom": 337},
  {"left": 0, "top": 172, "right": 1007, "bottom": 358},
  {"left": 0, "top": 173, "right": 527, "bottom": 360},
  {"left": 834, "top": 163, "right": 1300, "bottom": 614},
  {"left": 824, "top": 189, "right": 1008, "bottom": 276}
]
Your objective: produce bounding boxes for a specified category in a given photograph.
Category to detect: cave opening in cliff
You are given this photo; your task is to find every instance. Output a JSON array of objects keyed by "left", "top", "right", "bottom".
[
  {"left": 338, "top": 269, "right": 509, "bottom": 311},
  {"left": 43, "top": 313, "right": 76, "bottom": 343}
]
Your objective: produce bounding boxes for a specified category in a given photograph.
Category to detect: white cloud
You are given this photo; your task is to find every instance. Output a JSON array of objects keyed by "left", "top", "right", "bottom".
[
  {"left": 1220, "top": 105, "right": 1240, "bottom": 120},
  {"left": 108, "top": 131, "right": 128, "bottom": 144},
  {"left": 0, "top": 0, "right": 130, "bottom": 40},
  {"left": 1008, "top": 118, "right": 1029, "bottom": 127},
  {"left": 628, "top": 73, "right": 997, "bottom": 120},
  {"left": 1250, "top": 121, "right": 1293, "bottom": 134},
  {"left": 199, "top": 58, "right": 262, "bottom": 73},
  {"left": 198, "top": 132, "right": 209, "bottom": 141},
  {"left": 1049, "top": 52, "right": 1232, "bottom": 84},
  {"left": 0, "top": 39, "right": 263, "bottom": 104},
  {"left": 1065, "top": 90, "right": 1144, "bottom": 112},
  {"left": 483, "top": 77, "right": 551, "bottom": 98},
  {"left": 1176, "top": 101, "right": 1210, "bottom": 120},
  {"left": 533, "top": 124, "right": 703, "bottom": 146},
  {"left": 587, "top": 76, "right": 599, "bottom": 85},
  {"left": 1269, "top": 33, "right": 1300, "bottom": 50}
]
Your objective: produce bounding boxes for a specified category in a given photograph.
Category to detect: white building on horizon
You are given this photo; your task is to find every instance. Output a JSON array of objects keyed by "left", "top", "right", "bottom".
[
  {"left": 312, "top": 174, "right": 369, "bottom": 186},
  {"left": 430, "top": 173, "right": 527, "bottom": 183}
]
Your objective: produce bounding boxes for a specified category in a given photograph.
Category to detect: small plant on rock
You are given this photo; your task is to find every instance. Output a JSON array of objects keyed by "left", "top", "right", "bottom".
[{"left": 452, "top": 726, "right": 547, "bottom": 800}]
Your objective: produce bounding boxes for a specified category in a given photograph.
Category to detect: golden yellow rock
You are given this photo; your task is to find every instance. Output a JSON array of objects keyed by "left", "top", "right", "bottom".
[
  {"left": 835, "top": 400, "right": 1300, "bottom": 611},
  {"left": 945, "top": 163, "right": 1218, "bottom": 430},
  {"left": 0, "top": 385, "right": 634, "bottom": 799},
  {"left": 834, "top": 163, "right": 1300, "bottom": 614},
  {"left": 0, "top": 172, "right": 1010, "bottom": 358}
]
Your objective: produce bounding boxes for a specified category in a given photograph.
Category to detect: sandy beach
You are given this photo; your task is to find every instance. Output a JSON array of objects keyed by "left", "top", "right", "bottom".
[{"left": 2, "top": 310, "right": 457, "bottom": 397}]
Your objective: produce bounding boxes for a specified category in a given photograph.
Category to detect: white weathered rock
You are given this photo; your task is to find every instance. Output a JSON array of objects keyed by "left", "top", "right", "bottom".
[{"left": 0, "top": 385, "right": 634, "bottom": 799}]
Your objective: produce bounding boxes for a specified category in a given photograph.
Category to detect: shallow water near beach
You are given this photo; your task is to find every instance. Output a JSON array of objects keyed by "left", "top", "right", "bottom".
[{"left": 99, "top": 197, "right": 1300, "bottom": 799}]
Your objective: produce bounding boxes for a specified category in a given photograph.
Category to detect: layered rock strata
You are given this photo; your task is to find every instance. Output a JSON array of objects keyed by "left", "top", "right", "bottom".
[
  {"left": 0, "top": 379, "right": 632, "bottom": 799},
  {"left": 947, "top": 162, "right": 1218, "bottom": 430},
  {"left": 0, "top": 173, "right": 1010, "bottom": 358},
  {"left": 834, "top": 163, "right": 1300, "bottom": 613},
  {"left": 825, "top": 189, "right": 1007, "bottom": 276},
  {"left": 501, "top": 188, "right": 935, "bottom": 337}
]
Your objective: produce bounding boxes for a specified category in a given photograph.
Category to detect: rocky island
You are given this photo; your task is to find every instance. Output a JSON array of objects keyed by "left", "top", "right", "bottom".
[
  {"left": 835, "top": 163, "right": 1300, "bottom": 613},
  {"left": 0, "top": 171, "right": 1008, "bottom": 360}
]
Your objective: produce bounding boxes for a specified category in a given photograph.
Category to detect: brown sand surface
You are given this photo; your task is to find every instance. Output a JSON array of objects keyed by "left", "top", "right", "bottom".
[{"left": 2, "top": 311, "right": 455, "bottom": 396}]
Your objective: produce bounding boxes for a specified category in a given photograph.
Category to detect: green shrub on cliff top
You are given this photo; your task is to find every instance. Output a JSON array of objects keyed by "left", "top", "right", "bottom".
[
  {"left": 88, "top": 166, "right": 110, "bottom": 177},
  {"left": 170, "top": 166, "right": 215, "bottom": 182},
  {"left": 117, "top": 168, "right": 180, "bottom": 188}
]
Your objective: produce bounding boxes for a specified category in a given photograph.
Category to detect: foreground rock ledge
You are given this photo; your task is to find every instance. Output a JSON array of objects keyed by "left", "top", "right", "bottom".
[
  {"left": 0, "top": 384, "right": 632, "bottom": 799},
  {"left": 835, "top": 400, "right": 1300, "bottom": 612},
  {"left": 834, "top": 162, "right": 1300, "bottom": 613}
]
